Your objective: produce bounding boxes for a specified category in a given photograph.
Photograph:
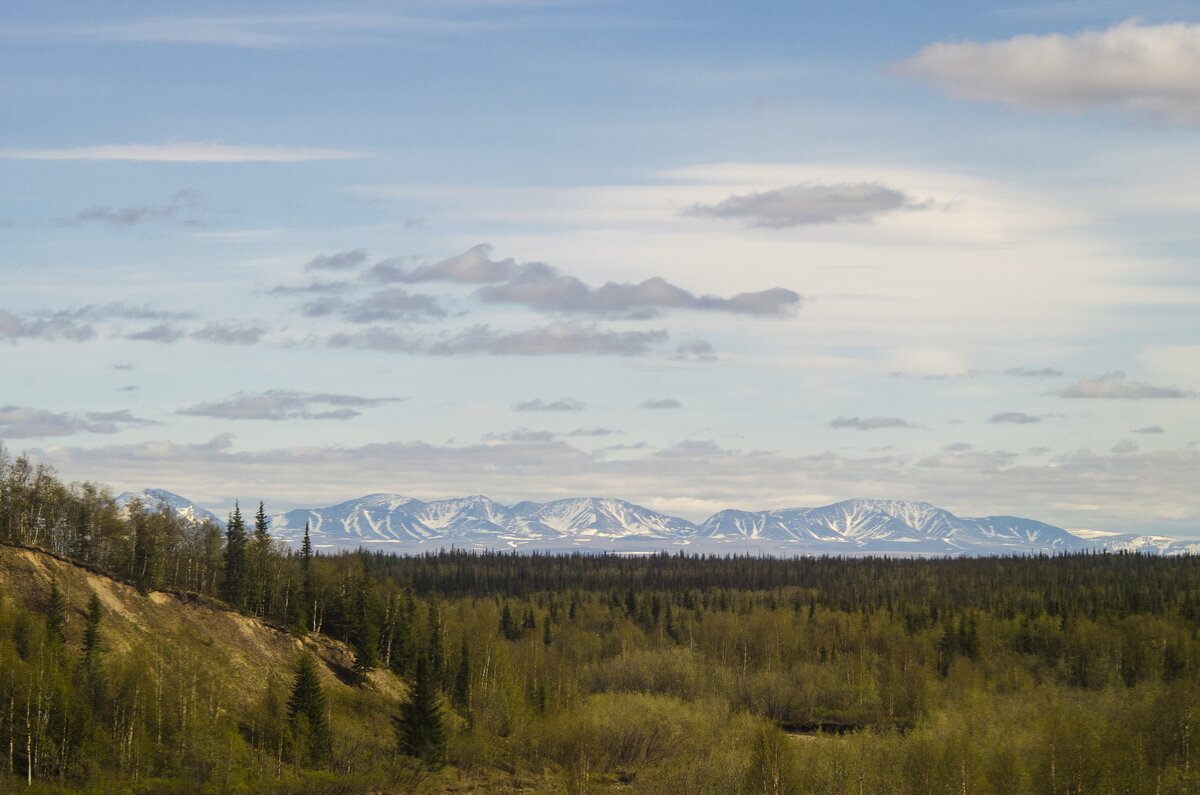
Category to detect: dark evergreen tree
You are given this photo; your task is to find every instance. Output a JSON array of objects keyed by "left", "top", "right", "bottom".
[
  {"left": 351, "top": 569, "right": 379, "bottom": 682},
  {"left": 301, "top": 522, "right": 317, "bottom": 632},
  {"left": 542, "top": 614, "right": 553, "bottom": 646},
  {"left": 499, "top": 603, "right": 519, "bottom": 640},
  {"left": 80, "top": 592, "right": 104, "bottom": 704},
  {"left": 251, "top": 500, "right": 272, "bottom": 616},
  {"left": 131, "top": 511, "right": 155, "bottom": 594},
  {"left": 45, "top": 577, "right": 68, "bottom": 643},
  {"left": 427, "top": 604, "right": 444, "bottom": 682},
  {"left": 222, "top": 503, "right": 248, "bottom": 609},
  {"left": 394, "top": 655, "right": 445, "bottom": 767},
  {"left": 453, "top": 637, "right": 471, "bottom": 710},
  {"left": 287, "top": 652, "right": 332, "bottom": 768},
  {"left": 81, "top": 592, "right": 103, "bottom": 665}
]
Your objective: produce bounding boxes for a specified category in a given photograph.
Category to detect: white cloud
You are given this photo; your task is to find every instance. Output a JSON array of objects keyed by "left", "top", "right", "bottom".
[
  {"left": 899, "top": 20, "right": 1200, "bottom": 123},
  {"left": 1060, "top": 371, "right": 1195, "bottom": 399},
  {"left": 0, "top": 142, "right": 369, "bottom": 162}
]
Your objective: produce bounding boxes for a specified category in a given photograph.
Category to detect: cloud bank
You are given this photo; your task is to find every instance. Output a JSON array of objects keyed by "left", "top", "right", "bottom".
[{"left": 899, "top": 20, "right": 1200, "bottom": 123}]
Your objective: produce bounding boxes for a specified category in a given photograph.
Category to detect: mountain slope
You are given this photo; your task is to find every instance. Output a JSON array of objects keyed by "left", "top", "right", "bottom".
[
  {"left": 116, "top": 488, "right": 224, "bottom": 527},
  {"left": 126, "top": 488, "right": 1196, "bottom": 556}
]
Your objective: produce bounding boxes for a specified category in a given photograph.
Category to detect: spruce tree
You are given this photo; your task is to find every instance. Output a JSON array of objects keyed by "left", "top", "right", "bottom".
[
  {"left": 223, "top": 503, "right": 248, "bottom": 609},
  {"left": 301, "top": 522, "right": 316, "bottom": 632},
  {"left": 452, "top": 637, "right": 470, "bottom": 710},
  {"left": 426, "top": 604, "right": 444, "bottom": 682},
  {"left": 499, "top": 603, "right": 518, "bottom": 640},
  {"left": 80, "top": 592, "right": 104, "bottom": 704},
  {"left": 81, "top": 592, "right": 103, "bottom": 664},
  {"left": 45, "top": 577, "right": 68, "bottom": 643},
  {"left": 351, "top": 570, "right": 379, "bottom": 682},
  {"left": 394, "top": 655, "right": 445, "bottom": 767},
  {"left": 287, "top": 652, "right": 332, "bottom": 768},
  {"left": 251, "top": 501, "right": 272, "bottom": 616}
]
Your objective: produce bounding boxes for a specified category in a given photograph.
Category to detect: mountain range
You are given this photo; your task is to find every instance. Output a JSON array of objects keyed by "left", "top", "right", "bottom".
[{"left": 116, "top": 489, "right": 1200, "bottom": 557}]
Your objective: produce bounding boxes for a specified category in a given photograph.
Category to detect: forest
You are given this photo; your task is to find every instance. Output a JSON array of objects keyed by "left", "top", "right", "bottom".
[{"left": 1, "top": 445, "right": 1199, "bottom": 793}]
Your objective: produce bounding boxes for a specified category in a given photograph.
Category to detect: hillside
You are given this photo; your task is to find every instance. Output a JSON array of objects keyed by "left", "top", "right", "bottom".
[
  {"left": 0, "top": 544, "right": 379, "bottom": 697},
  {"left": 0, "top": 544, "right": 416, "bottom": 793}
]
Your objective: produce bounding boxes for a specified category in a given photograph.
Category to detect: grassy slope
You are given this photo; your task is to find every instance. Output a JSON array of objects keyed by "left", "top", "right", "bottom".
[{"left": 0, "top": 544, "right": 406, "bottom": 739}]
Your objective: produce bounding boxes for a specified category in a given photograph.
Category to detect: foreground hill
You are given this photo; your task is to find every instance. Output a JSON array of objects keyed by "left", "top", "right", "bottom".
[{"left": 0, "top": 544, "right": 413, "bottom": 793}]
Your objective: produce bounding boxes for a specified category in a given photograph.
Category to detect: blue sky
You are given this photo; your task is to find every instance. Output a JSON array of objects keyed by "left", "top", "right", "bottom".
[{"left": 2, "top": 1, "right": 1198, "bottom": 534}]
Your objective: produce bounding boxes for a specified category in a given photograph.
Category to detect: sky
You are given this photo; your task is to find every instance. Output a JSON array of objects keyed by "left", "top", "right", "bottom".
[{"left": 1, "top": 1, "right": 1198, "bottom": 534}]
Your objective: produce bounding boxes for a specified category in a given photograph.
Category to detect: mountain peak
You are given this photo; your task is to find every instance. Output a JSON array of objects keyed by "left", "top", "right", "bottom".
[{"left": 125, "top": 489, "right": 1194, "bottom": 557}]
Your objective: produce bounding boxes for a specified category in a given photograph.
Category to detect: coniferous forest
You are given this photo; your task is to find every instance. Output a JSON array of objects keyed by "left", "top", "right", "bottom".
[{"left": 1, "top": 448, "right": 1199, "bottom": 793}]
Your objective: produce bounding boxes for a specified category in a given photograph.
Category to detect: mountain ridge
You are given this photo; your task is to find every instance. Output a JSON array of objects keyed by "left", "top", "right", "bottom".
[{"left": 123, "top": 489, "right": 1200, "bottom": 557}]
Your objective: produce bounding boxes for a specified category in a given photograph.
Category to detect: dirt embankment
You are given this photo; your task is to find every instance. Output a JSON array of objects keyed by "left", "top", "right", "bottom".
[{"left": 0, "top": 545, "right": 403, "bottom": 704}]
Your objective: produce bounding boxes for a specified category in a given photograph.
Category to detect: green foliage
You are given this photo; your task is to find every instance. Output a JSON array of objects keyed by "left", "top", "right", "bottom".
[
  {"left": 394, "top": 655, "right": 446, "bottom": 767},
  {"left": 4, "top": 449, "right": 1200, "bottom": 791},
  {"left": 46, "top": 576, "right": 68, "bottom": 643},
  {"left": 222, "top": 503, "right": 247, "bottom": 609},
  {"left": 287, "top": 652, "right": 332, "bottom": 768}
]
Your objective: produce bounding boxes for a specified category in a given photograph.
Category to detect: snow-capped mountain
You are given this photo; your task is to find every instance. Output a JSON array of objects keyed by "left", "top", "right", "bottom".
[
  {"left": 119, "top": 489, "right": 1198, "bottom": 556},
  {"left": 268, "top": 495, "right": 698, "bottom": 550},
  {"left": 116, "top": 488, "right": 224, "bottom": 527},
  {"left": 697, "top": 500, "right": 1082, "bottom": 554},
  {"left": 1067, "top": 529, "right": 1200, "bottom": 557}
]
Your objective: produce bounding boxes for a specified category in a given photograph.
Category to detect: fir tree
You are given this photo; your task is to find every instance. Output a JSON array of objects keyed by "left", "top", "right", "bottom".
[
  {"left": 80, "top": 592, "right": 104, "bottom": 704},
  {"left": 394, "top": 655, "right": 445, "bottom": 767},
  {"left": 81, "top": 592, "right": 103, "bottom": 665},
  {"left": 287, "top": 652, "right": 332, "bottom": 768},
  {"left": 452, "top": 637, "right": 470, "bottom": 710},
  {"left": 45, "top": 577, "right": 68, "bottom": 643},
  {"left": 301, "top": 522, "right": 316, "bottom": 632},
  {"left": 251, "top": 500, "right": 272, "bottom": 616},
  {"left": 131, "top": 511, "right": 155, "bottom": 594},
  {"left": 351, "top": 569, "right": 379, "bottom": 682},
  {"left": 499, "top": 603, "right": 519, "bottom": 640},
  {"left": 223, "top": 503, "right": 248, "bottom": 609},
  {"left": 542, "top": 614, "right": 553, "bottom": 646},
  {"left": 427, "top": 604, "right": 444, "bottom": 681}
]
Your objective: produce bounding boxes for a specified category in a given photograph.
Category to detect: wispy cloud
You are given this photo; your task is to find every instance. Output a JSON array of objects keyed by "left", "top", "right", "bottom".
[
  {"left": 0, "top": 309, "right": 95, "bottom": 342},
  {"left": 0, "top": 141, "right": 368, "bottom": 162},
  {"left": 370, "top": 244, "right": 517, "bottom": 284},
  {"left": 829, "top": 416, "right": 912, "bottom": 430},
  {"left": 303, "top": 289, "right": 445, "bottom": 322},
  {"left": 1006, "top": 366, "right": 1063, "bottom": 378},
  {"left": 178, "top": 390, "right": 402, "bottom": 421},
  {"left": 329, "top": 321, "right": 668, "bottom": 357},
  {"left": 191, "top": 323, "right": 268, "bottom": 345},
  {"left": 514, "top": 397, "right": 586, "bottom": 412},
  {"left": 640, "top": 398, "right": 682, "bottom": 409},
  {"left": 686, "top": 183, "right": 932, "bottom": 227},
  {"left": 1060, "top": 371, "right": 1195, "bottom": 400},
  {"left": 1132, "top": 425, "right": 1165, "bottom": 434},
  {"left": 16, "top": 12, "right": 545, "bottom": 48},
  {"left": 58, "top": 189, "right": 205, "bottom": 227},
  {"left": 374, "top": 244, "right": 803, "bottom": 318},
  {"left": 305, "top": 249, "right": 369, "bottom": 272},
  {"left": 0, "top": 405, "right": 150, "bottom": 438},
  {"left": 42, "top": 302, "right": 195, "bottom": 322},
  {"left": 988, "top": 411, "right": 1042, "bottom": 424},
  {"left": 898, "top": 20, "right": 1200, "bottom": 123},
  {"left": 126, "top": 324, "right": 185, "bottom": 343}
]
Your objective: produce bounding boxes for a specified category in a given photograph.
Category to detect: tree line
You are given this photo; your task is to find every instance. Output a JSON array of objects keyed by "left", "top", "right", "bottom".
[{"left": 2, "top": 446, "right": 1199, "bottom": 792}]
